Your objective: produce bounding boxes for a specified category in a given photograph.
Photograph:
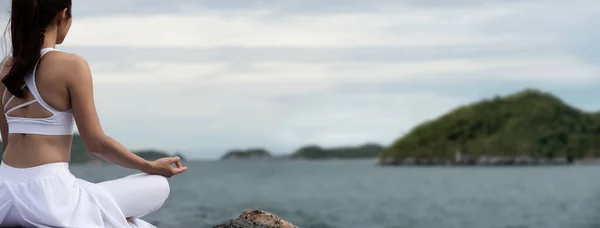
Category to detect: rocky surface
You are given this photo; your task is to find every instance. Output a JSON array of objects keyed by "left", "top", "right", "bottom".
[{"left": 213, "top": 210, "right": 298, "bottom": 228}]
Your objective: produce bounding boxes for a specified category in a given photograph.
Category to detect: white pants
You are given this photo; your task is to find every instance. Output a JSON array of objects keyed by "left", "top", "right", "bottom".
[{"left": 0, "top": 162, "right": 170, "bottom": 228}]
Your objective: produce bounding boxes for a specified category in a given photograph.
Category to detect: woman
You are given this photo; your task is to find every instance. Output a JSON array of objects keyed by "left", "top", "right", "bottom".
[{"left": 0, "top": 0, "right": 187, "bottom": 227}]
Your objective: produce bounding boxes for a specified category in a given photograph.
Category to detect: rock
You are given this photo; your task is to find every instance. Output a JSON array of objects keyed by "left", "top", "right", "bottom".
[
  {"left": 213, "top": 218, "right": 273, "bottom": 228},
  {"left": 213, "top": 210, "right": 298, "bottom": 228},
  {"left": 237, "top": 210, "right": 298, "bottom": 228}
]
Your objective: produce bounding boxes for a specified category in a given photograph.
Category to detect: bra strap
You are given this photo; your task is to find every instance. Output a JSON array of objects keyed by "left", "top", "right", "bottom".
[{"left": 5, "top": 99, "right": 37, "bottom": 115}]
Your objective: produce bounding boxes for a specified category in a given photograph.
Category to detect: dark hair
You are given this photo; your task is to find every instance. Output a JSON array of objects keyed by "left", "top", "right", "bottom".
[{"left": 2, "top": 0, "right": 72, "bottom": 98}]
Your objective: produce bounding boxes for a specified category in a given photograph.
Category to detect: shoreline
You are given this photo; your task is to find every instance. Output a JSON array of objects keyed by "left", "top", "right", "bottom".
[
  {"left": 375, "top": 158, "right": 600, "bottom": 167},
  {"left": 376, "top": 154, "right": 582, "bottom": 167}
]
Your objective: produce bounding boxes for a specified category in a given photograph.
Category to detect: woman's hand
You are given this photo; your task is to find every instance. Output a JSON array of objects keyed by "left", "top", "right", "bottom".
[{"left": 144, "top": 156, "right": 188, "bottom": 177}]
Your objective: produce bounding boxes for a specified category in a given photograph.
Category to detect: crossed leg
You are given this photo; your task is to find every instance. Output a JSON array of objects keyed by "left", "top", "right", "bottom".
[{"left": 98, "top": 173, "right": 170, "bottom": 220}]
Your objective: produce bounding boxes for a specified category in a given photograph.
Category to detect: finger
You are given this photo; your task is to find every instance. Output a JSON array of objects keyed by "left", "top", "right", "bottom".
[
  {"left": 173, "top": 166, "right": 188, "bottom": 174},
  {"left": 175, "top": 161, "right": 183, "bottom": 169}
]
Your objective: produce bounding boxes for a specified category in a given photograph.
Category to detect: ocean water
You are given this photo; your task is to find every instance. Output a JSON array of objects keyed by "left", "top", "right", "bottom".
[{"left": 70, "top": 160, "right": 600, "bottom": 228}]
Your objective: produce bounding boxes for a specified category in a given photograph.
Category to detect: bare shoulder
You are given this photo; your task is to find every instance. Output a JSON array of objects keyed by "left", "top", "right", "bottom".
[
  {"left": 48, "top": 52, "right": 90, "bottom": 72},
  {"left": 45, "top": 52, "right": 91, "bottom": 83}
]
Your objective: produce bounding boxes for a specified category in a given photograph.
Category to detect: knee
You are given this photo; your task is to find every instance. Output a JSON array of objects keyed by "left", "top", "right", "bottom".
[
  {"left": 154, "top": 175, "right": 171, "bottom": 202},
  {"left": 128, "top": 173, "right": 171, "bottom": 196},
  {"left": 143, "top": 174, "right": 170, "bottom": 207}
]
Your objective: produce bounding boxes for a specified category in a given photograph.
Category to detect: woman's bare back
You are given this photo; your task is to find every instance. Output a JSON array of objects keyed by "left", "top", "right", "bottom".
[{"left": 0, "top": 50, "right": 78, "bottom": 168}]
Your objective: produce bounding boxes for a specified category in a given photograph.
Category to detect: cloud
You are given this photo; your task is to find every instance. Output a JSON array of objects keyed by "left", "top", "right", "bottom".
[
  {"left": 66, "top": 10, "right": 511, "bottom": 48},
  {"left": 70, "top": 0, "right": 521, "bottom": 17}
]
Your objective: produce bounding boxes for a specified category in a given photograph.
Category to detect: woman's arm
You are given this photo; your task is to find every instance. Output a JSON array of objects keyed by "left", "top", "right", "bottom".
[
  {"left": 0, "top": 96, "right": 7, "bottom": 153},
  {"left": 64, "top": 54, "right": 186, "bottom": 176},
  {"left": 0, "top": 58, "right": 10, "bottom": 153}
]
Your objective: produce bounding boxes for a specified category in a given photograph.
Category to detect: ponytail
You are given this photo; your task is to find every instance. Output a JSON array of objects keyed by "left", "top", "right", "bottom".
[{"left": 2, "top": 0, "right": 72, "bottom": 98}]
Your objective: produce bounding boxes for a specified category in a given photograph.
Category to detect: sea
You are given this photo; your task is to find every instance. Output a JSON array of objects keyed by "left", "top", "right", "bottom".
[{"left": 70, "top": 159, "right": 600, "bottom": 228}]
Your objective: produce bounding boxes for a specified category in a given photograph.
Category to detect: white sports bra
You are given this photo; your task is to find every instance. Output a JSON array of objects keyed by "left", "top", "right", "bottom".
[{"left": 1, "top": 48, "right": 75, "bottom": 135}]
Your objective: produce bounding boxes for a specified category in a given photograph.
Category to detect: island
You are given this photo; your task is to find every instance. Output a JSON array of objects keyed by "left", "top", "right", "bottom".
[
  {"left": 378, "top": 89, "right": 600, "bottom": 166},
  {"left": 218, "top": 143, "right": 386, "bottom": 161},
  {"left": 221, "top": 148, "right": 273, "bottom": 160},
  {"left": 290, "top": 143, "right": 385, "bottom": 160}
]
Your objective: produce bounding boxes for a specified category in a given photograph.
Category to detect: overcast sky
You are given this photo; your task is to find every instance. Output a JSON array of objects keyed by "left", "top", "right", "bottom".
[{"left": 1, "top": 0, "right": 599, "bottom": 159}]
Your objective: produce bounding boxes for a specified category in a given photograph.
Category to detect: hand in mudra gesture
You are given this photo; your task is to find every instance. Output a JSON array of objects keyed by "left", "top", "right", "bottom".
[{"left": 146, "top": 156, "right": 188, "bottom": 177}]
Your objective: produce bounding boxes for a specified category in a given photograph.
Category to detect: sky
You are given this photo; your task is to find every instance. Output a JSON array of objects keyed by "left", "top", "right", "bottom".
[{"left": 0, "top": 0, "right": 599, "bottom": 159}]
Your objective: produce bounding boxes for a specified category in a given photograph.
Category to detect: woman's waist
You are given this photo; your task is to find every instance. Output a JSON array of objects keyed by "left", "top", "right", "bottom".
[
  {"left": 6, "top": 133, "right": 73, "bottom": 145},
  {"left": 1, "top": 137, "right": 73, "bottom": 180},
  {"left": 2, "top": 146, "right": 71, "bottom": 168},
  {"left": 4, "top": 135, "right": 72, "bottom": 159},
  {"left": 0, "top": 161, "right": 72, "bottom": 182}
]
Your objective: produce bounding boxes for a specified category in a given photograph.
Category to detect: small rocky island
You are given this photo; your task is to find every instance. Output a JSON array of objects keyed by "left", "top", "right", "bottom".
[
  {"left": 221, "top": 148, "right": 273, "bottom": 160},
  {"left": 378, "top": 89, "right": 600, "bottom": 166}
]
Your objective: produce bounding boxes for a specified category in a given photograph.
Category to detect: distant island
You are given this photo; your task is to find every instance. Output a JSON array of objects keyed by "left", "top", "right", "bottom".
[
  {"left": 133, "top": 149, "right": 187, "bottom": 161},
  {"left": 378, "top": 89, "right": 600, "bottom": 166},
  {"left": 221, "top": 148, "right": 273, "bottom": 160},
  {"left": 219, "top": 143, "right": 386, "bottom": 160},
  {"left": 0, "top": 134, "right": 185, "bottom": 163},
  {"left": 290, "top": 143, "right": 385, "bottom": 160}
]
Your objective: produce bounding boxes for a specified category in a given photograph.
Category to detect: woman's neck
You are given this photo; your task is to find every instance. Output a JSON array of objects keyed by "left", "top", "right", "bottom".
[{"left": 41, "top": 29, "right": 58, "bottom": 49}]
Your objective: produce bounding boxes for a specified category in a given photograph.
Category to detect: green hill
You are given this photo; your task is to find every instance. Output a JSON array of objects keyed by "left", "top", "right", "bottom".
[
  {"left": 291, "top": 143, "right": 385, "bottom": 159},
  {"left": 380, "top": 89, "right": 600, "bottom": 165}
]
